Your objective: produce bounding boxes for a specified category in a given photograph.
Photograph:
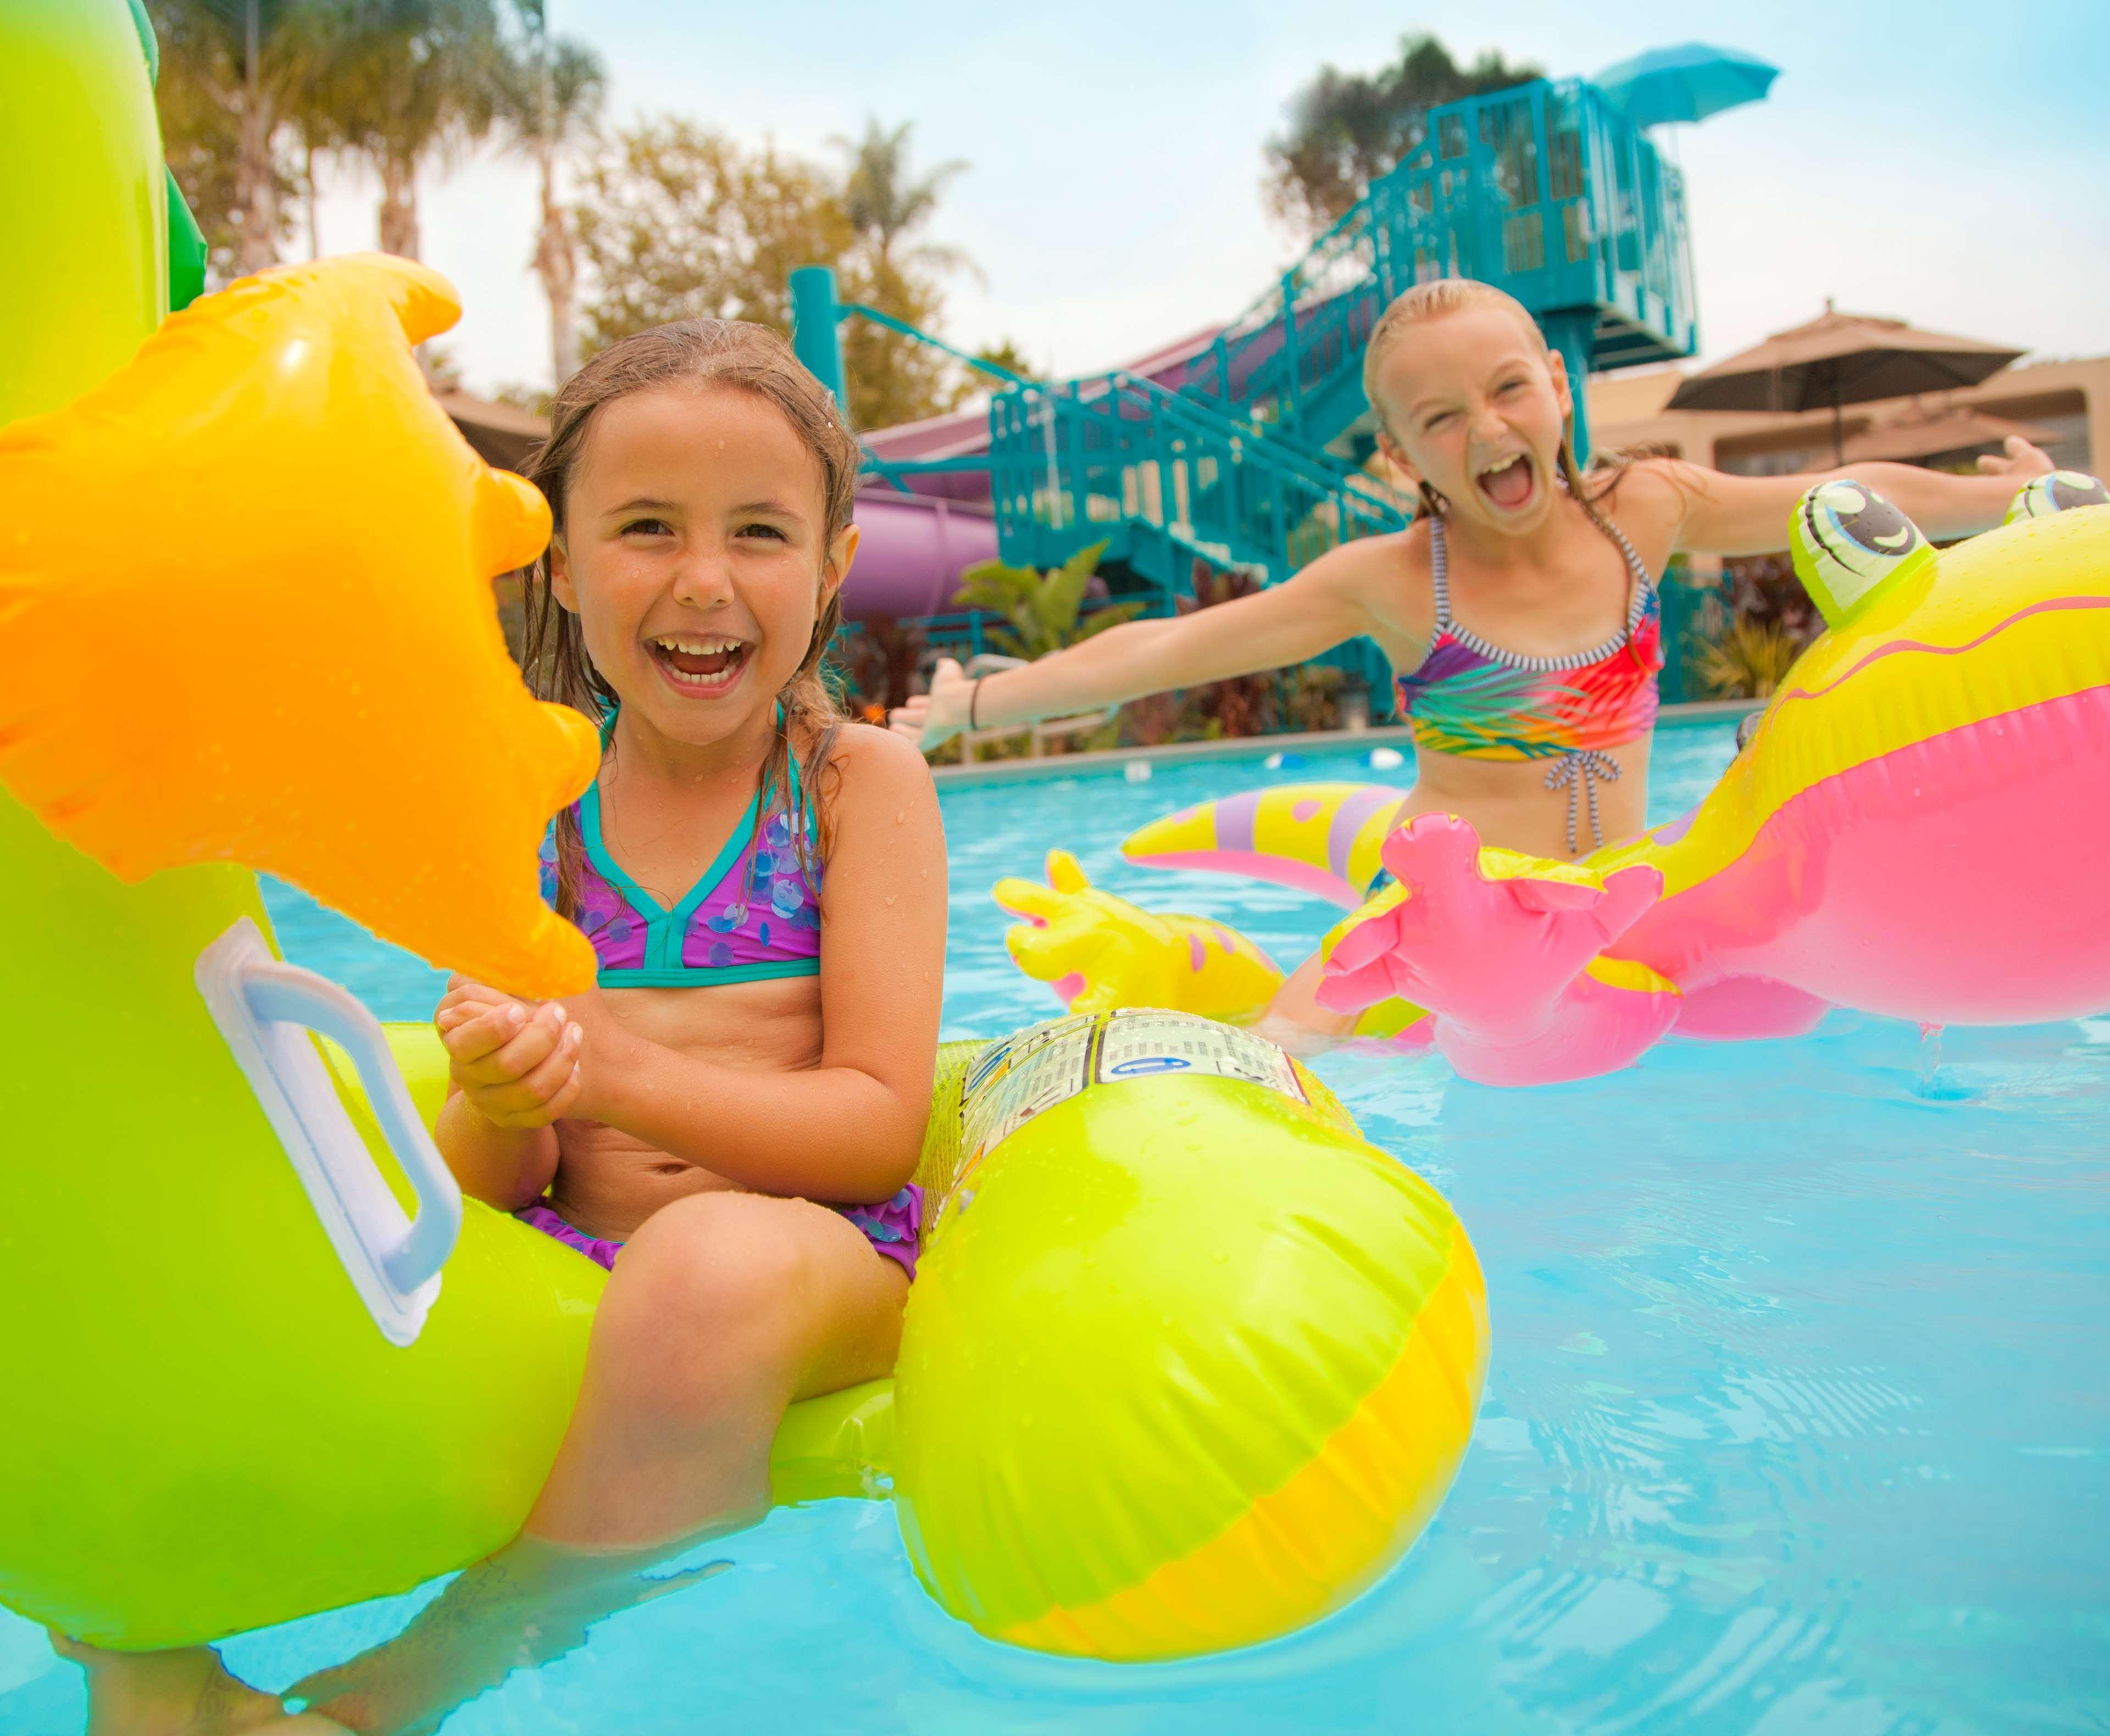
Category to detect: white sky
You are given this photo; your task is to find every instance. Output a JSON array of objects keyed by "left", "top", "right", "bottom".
[{"left": 304, "top": 0, "right": 2110, "bottom": 399}]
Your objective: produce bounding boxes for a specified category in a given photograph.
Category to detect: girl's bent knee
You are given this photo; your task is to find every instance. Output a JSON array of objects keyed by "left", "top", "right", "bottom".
[{"left": 611, "top": 1192, "right": 827, "bottom": 1332}]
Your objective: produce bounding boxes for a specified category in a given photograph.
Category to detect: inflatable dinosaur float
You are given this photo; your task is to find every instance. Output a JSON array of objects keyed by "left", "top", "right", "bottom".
[
  {"left": 999, "top": 472, "right": 2110, "bottom": 1085},
  {"left": 0, "top": 0, "right": 1484, "bottom": 1664}
]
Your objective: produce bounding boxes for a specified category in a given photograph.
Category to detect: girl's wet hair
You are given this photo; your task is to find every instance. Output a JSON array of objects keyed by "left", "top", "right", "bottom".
[
  {"left": 1361, "top": 277, "right": 1627, "bottom": 541},
  {"left": 520, "top": 319, "right": 862, "bottom": 919}
]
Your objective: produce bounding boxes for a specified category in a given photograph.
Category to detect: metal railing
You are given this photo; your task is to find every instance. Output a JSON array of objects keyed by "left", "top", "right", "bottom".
[
  {"left": 1180, "top": 77, "right": 1698, "bottom": 447},
  {"left": 984, "top": 370, "right": 1409, "bottom": 594}
]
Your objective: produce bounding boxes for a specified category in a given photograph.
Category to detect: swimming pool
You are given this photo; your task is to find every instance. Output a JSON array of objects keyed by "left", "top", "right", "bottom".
[{"left": 5, "top": 717, "right": 2106, "bottom": 1732}]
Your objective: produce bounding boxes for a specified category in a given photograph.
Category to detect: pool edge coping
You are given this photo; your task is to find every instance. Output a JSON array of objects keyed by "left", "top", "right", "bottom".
[{"left": 929, "top": 698, "right": 1762, "bottom": 786}]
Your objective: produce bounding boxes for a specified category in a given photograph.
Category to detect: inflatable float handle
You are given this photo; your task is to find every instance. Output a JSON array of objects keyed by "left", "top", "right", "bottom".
[{"left": 195, "top": 919, "right": 462, "bottom": 1346}]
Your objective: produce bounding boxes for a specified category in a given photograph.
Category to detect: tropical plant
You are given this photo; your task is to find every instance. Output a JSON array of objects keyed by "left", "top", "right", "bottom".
[
  {"left": 831, "top": 118, "right": 979, "bottom": 426},
  {"left": 493, "top": 3, "right": 603, "bottom": 383},
  {"left": 1264, "top": 33, "right": 1541, "bottom": 238},
  {"left": 834, "top": 118, "right": 970, "bottom": 279},
  {"left": 147, "top": 0, "right": 332, "bottom": 277},
  {"left": 305, "top": 0, "right": 503, "bottom": 260},
  {"left": 952, "top": 541, "right": 1144, "bottom": 661},
  {"left": 968, "top": 339, "right": 1035, "bottom": 383},
  {"left": 1281, "top": 663, "right": 1345, "bottom": 734},
  {"left": 1724, "top": 552, "right": 1820, "bottom": 643},
  {"left": 838, "top": 253, "right": 971, "bottom": 430},
  {"left": 830, "top": 615, "right": 929, "bottom": 720},
  {"left": 1694, "top": 618, "right": 1806, "bottom": 700},
  {"left": 1179, "top": 561, "right": 1276, "bottom": 736},
  {"left": 573, "top": 116, "right": 982, "bottom": 426},
  {"left": 574, "top": 119, "right": 854, "bottom": 344}
]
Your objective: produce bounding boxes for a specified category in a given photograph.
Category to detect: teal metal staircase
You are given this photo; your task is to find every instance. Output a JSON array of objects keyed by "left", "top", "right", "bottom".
[
  {"left": 805, "top": 75, "right": 1699, "bottom": 635},
  {"left": 977, "top": 76, "right": 1697, "bottom": 597},
  {"left": 1179, "top": 77, "right": 1698, "bottom": 457},
  {"left": 985, "top": 369, "right": 1406, "bottom": 589}
]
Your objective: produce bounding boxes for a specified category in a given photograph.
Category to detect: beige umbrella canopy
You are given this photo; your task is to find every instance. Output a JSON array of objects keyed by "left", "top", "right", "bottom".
[
  {"left": 1840, "top": 401, "right": 2054, "bottom": 468},
  {"left": 1668, "top": 303, "right": 2025, "bottom": 463}
]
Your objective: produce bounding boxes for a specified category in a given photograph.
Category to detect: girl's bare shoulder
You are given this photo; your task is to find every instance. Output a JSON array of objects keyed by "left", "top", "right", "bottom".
[
  {"left": 1296, "top": 516, "right": 1429, "bottom": 602},
  {"left": 1594, "top": 454, "right": 1707, "bottom": 539},
  {"left": 817, "top": 721, "right": 939, "bottom": 819},
  {"left": 1298, "top": 517, "right": 1434, "bottom": 641}
]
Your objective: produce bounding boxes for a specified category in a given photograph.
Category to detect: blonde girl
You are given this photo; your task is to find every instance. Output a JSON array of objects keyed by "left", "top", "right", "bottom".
[{"left": 896, "top": 278, "right": 2051, "bottom": 1036}]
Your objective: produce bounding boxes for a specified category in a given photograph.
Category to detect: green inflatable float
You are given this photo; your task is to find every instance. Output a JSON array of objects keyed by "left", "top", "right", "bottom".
[{"left": 0, "top": 0, "right": 1488, "bottom": 1664}]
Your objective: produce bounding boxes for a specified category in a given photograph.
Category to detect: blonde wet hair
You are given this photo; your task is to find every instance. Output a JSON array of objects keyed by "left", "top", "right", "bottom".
[{"left": 1361, "top": 277, "right": 1624, "bottom": 536}]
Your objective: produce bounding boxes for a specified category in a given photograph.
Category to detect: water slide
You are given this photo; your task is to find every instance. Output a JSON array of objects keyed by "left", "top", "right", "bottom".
[{"left": 843, "top": 326, "right": 1223, "bottom": 621}]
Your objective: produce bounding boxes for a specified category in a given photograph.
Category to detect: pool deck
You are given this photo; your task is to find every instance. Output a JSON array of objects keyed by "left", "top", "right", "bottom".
[{"left": 930, "top": 698, "right": 1762, "bottom": 786}]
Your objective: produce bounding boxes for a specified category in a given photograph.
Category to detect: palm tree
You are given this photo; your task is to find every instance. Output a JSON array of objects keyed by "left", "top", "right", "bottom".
[
  {"left": 308, "top": 0, "right": 503, "bottom": 260},
  {"left": 149, "top": 0, "right": 332, "bottom": 276},
  {"left": 495, "top": 7, "right": 604, "bottom": 384},
  {"left": 831, "top": 118, "right": 971, "bottom": 280}
]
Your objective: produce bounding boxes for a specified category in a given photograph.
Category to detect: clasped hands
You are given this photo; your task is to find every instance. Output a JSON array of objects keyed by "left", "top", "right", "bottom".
[{"left": 435, "top": 974, "right": 601, "bottom": 1130}]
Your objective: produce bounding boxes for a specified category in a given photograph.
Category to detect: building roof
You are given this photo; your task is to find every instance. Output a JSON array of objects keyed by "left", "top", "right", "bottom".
[
  {"left": 435, "top": 390, "right": 547, "bottom": 471},
  {"left": 1840, "top": 402, "right": 2055, "bottom": 465}
]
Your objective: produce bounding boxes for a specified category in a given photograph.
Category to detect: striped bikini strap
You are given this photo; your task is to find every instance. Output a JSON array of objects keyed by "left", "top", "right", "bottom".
[{"left": 1428, "top": 516, "right": 1453, "bottom": 632}]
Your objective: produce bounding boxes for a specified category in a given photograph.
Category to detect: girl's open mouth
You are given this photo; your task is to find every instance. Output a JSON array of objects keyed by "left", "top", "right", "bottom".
[
  {"left": 648, "top": 633, "right": 751, "bottom": 695},
  {"left": 1475, "top": 453, "right": 1537, "bottom": 512}
]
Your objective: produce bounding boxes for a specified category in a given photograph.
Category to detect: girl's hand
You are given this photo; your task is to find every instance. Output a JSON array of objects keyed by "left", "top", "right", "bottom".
[
  {"left": 1976, "top": 434, "right": 2055, "bottom": 480},
  {"left": 437, "top": 982, "right": 584, "bottom": 1130},
  {"left": 888, "top": 656, "right": 974, "bottom": 752}
]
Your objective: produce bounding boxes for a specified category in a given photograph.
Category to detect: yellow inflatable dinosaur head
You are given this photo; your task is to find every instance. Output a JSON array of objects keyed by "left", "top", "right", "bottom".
[{"left": 0, "top": 254, "right": 600, "bottom": 995}]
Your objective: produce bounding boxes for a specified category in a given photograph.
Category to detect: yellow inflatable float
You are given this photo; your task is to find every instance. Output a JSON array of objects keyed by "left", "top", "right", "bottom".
[{"left": 0, "top": 0, "right": 1486, "bottom": 1665}]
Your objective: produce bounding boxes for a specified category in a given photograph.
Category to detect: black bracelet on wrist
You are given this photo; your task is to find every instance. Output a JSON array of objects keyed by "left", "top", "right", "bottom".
[{"left": 969, "top": 676, "right": 985, "bottom": 731}]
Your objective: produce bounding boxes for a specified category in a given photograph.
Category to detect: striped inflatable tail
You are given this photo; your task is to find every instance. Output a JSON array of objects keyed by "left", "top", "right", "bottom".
[{"left": 1121, "top": 782, "right": 1408, "bottom": 909}]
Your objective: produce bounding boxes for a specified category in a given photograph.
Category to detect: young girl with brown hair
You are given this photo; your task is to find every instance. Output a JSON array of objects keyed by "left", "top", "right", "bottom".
[
  {"left": 62, "top": 320, "right": 947, "bottom": 1736},
  {"left": 427, "top": 316, "right": 947, "bottom": 1566}
]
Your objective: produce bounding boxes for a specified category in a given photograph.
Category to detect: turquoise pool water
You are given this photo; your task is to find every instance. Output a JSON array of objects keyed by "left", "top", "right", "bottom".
[{"left": 6, "top": 719, "right": 2107, "bottom": 1732}]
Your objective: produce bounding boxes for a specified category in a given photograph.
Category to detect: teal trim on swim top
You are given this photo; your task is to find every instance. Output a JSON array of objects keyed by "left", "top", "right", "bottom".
[{"left": 538, "top": 709, "right": 824, "bottom": 988}]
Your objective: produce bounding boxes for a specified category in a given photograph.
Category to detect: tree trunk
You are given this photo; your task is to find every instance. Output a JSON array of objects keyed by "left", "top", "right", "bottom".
[
  {"left": 378, "top": 154, "right": 420, "bottom": 260},
  {"left": 234, "top": 84, "right": 279, "bottom": 276},
  {"left": 304, "top": 140, "right": 320, "bottom": 260},
  {"left": 534, "top": 140, "right": 579, "bottom": 385}
]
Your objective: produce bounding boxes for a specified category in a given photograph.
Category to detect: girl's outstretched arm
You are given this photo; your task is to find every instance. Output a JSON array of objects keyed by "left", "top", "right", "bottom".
[
  {"left": 1643, "top": 437, "right": 2055, "bottom": 558},
  {"left": 568, "top": 724, "right": 947, "bottom": 1204},
  {"left": 893, "top": 543, "right": 1382, "bottom": 749}
]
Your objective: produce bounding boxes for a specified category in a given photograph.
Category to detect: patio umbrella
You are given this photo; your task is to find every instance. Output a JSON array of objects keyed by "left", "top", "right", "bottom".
[
  {"left": 1840, "top": 402, "right": 2054, "bottom": 468},
  {"left": 1666, "top": 304, "right": 2026, "bottom": 464},
  {"left": 1592, "top": 43, "right": 1780, "bottom": 130}
]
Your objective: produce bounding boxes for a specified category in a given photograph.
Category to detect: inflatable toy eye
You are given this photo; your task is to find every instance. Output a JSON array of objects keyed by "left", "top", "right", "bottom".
[
  {"left": 2006, "top": 470, "right": 2110, "bottom": 523},
  {"left": 1790, "top": 480, "right": 1934, "bottom": 627}
]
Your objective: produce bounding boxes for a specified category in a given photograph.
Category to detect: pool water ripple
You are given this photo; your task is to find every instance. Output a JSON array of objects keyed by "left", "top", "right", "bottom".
[{"left": 7, "top": 721, "right": 2107, "bottom": 1733}]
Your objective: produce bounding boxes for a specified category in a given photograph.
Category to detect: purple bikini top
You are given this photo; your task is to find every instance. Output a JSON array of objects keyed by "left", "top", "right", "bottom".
[{"left": 538, "top": 754, "right": 821, "bottom": 989}]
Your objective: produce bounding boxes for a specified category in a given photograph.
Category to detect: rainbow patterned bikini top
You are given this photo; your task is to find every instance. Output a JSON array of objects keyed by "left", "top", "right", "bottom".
[
  {"left": 1393, "top": 514, "right": 1664, "bottom": 852},
  {"left": 539, "top": 735, "right": 823, "bottom": 989}
]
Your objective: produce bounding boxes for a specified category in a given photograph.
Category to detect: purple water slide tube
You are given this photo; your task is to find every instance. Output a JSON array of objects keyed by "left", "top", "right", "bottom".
[{"left": 842, "top": 487, "right": 999, "bottom": 621}]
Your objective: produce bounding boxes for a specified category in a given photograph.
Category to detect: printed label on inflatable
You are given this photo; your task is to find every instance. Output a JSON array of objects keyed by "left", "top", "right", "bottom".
[
  {"left": 942, "top": 1011, "right": 1312, "bottom": 1236},
  {"left": 959, "top": 1012, "right": 1098, "bottom": 1168},
  {"left": 960, "top": 1009, "right": 1309, "bottom": 1166},
  {"left": 1095, "top": 1009, "right": 1309, "bottom": 1102}
]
